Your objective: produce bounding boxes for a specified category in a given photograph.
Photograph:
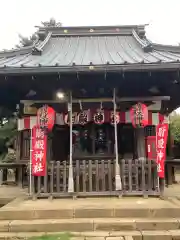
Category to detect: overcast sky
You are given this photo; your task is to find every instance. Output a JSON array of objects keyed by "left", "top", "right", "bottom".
[{"left": 0, "top": 0, "right": 180, "bottom": 50}]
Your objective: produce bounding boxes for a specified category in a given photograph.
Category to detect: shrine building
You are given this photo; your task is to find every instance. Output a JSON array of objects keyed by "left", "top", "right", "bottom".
[{"left": 0, "top": 24, "right": 180, "bottom": 198}]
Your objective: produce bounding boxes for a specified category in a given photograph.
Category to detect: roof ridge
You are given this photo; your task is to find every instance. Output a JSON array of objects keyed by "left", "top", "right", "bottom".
[
  {"left": 32, "top": 32, "right": 52, "bottom": 56},
  {"left": 132, "top": 30, "right": 153, "bottom": 53},
  {"left": 36, "top": 24, "right": 147, "bottom": 38},
  {"left": 36, "top": 24, "right": 147, "bottom": 30}
]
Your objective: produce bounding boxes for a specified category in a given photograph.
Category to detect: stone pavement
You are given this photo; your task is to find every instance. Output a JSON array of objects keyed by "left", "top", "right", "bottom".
[
  {"left": 0, "top": 197, "right": 179, "bottom": 239},
  {"left": 0, "top": 230, "right": 179, "bottom": 239},
  {"left": 1, "top": 197, "right": 180, "bottom": 220},
  {"left": 1, "top": 196, "right": 177, "bottom": 211},
  {"left": 0, "top": 186, "right": 180, "bottom": 239},
  {"left": 0, "top": 182, "right": 180, "bottom": 202},
  {"left": 0, "top": 185, "right": 27, "bottom": 206}
]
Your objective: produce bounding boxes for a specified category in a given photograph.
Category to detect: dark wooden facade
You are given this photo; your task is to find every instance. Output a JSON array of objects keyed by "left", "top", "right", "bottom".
[{"left": 16, "top": 121, "right": 161, "bottom": 197}]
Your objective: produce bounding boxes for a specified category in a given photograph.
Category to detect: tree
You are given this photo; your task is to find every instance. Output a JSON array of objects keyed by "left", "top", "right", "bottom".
[
  {"left": 170, "top": 112, "right": 180, "bottom": 143},
  {"left": 15, "top": 33, "right": 38, "bottom": 48},
  {"left": 1, "top": 17, "right": 63, "bottom": 161},
  {"left": 0, "top": 118, "right": 17, "bottom": 162},
  {"left": 0, "top": 106, "right": 18, "bottom": 162},
  {"left": 16, "top": 18, "right": 62, "bottom": 48},
  {"left": 41, "top": 18, "right": 62, "bottom": 27}
]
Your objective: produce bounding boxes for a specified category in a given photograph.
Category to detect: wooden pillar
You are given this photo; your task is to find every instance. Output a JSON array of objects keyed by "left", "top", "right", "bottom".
[
  {"left": 15, "top": 132, "right": 22, "bottom": 187},
  {"left": 68, "top": 91, "right": 74, "bottom": 193},
  {"left": 136, "top": 128, "right": 146, "bottom": 160},
  {"left": 136, "top": 127, "right": 147, "bottom": 196},
  {"left": 113, "top": 89, "right": 122, "bottom": 191},
  {"left": 15, "top": 132, "right": 21, "bottom": 162},
  {"left": 47, "top": 136, "right": 52, "bottom": 161},
  {"left": 29, "top": 129, "right": 33, "bottom": 196}
]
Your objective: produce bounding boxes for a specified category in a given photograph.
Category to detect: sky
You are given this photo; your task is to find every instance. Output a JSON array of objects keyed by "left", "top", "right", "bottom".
[{"left": 0, "top": 0, "right": 180, "bottom": 50}]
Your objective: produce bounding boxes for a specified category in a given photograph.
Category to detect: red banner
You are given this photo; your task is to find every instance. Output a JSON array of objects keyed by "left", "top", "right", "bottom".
[
  {"left": 31, "top": 126, "right": 47, "bottom": 176},
  {"left": 156, "top": 123, "right": 168, "bottom": 178}
]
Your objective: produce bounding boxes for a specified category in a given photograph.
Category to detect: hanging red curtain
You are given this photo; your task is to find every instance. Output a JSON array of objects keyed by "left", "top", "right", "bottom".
[
  {"left": 37, "top": 105, "right": 55, "bottom": 132},
  {"left": 130, "top": 103, "right": 148, "bottom": 128}
]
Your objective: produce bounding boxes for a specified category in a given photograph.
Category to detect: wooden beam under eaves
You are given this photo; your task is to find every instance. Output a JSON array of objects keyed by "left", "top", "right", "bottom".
[
  {"left": 116, "top": 96, "right": 170, "bottom": 102},
  {"left": 20, "top": 96, "right": 170, "bottom": 105}
]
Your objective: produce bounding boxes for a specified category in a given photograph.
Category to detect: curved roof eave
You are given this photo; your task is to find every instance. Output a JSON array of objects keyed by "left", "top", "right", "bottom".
[
  {"left": 0, "top": 31, "right": 52, "bottom": 59},
  {"left": 0, "top": 39, "right": 39, "bottom": 59},
  {"left": 0, "top": 45, "right": 33, "bottom": 59},
  {"left": 0, "top": 62, "right": 180, "bottom": 75},
  {"left": 151, "top": 43, "right": 180, "bottom": 53},
  {"left": 132, "top": 29, "right": 180, "bottom": 54}
]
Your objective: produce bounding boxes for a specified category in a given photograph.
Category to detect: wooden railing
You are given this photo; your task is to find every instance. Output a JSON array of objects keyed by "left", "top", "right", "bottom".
[
  {"left": 121, "top": 159, "right": 159, "bottom": 196},
  {"left": 0, "top": 163, "right": 27, "bottom": 187},
  {"left": 30, "top": 158, "right": 160, "bottom": 199}
]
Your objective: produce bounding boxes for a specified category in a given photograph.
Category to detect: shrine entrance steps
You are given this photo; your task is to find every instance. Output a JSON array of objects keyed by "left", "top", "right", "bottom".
[{"left": 0, "top": 197, "right": 180, "bottom": 239}]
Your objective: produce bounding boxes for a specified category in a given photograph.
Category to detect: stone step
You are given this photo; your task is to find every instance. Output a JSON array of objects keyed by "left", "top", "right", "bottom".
[
  {"left": 1, "top": 207, "right": 180, "bottom": 220},
  {"left": 0, "top": 230, "right": 180, "bottom": 240},
  {"left": 0, "top": 218, "right": 180, "bottom": 233}
]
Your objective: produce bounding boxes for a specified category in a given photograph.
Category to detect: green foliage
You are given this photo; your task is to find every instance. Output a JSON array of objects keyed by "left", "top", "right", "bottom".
[
  {"left": 29, "top": 233, "right": 71, "bottom": 240},
  {"left": 170, "top": 113, "right": 180, "bottom": 143},
  {"left": 0, "top": 118, "right": 17, "bottom": 162}
]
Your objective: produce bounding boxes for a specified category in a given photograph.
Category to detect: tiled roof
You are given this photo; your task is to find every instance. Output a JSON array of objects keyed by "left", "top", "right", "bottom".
[{"left": 1, "top": 25, "right": 180, "bottom": 74}]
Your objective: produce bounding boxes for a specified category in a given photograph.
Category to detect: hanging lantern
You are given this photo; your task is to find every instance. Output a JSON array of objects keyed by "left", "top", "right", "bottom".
[
  {"left": 37, "top": 105, "right": 55, "bottom": 132},
  {"left": 78, "top": 110, "right": 89, "bottom": 125},
  {"left": 110, "top": 111, "right": 120, "bottom": 125},
  {"left": 130, "top": 102, "right": 148, "bottom": 128},
  {"left": 94, "top": 109, "right": 105, "bottom": 125},
  {"left": 64, "top": 114, "right": 69, "bottom": 125},
  {"left": 64, "top": 112, "right": 76, "bottom": 125}
]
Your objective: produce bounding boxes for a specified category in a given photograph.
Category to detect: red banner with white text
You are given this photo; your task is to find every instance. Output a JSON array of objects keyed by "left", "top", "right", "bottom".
[
  {"left": 156, "top": 123, "right": 168, "bottom": 178},
  {"left": 31, "top": 126, "right": 47, "bottom": 176}
]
